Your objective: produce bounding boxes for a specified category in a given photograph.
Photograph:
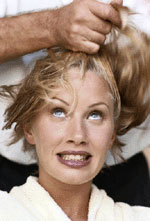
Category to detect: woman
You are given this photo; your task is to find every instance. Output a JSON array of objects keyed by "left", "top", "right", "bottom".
[{"left": 0, "top": 8, "right": 150, "bottom": 221}]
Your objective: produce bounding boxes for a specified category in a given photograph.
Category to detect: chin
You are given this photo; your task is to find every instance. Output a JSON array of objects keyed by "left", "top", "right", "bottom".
[
  {"left": 55, "top": 171, "right": 96, "bottom": 186},
  {"left": 61, "top": 178, "right": 92, "bottom": 186}
]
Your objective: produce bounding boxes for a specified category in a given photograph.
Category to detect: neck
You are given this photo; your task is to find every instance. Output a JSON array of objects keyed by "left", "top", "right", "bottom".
[{"left": 38, "top": 172, "right": 92, "bottom": 221}]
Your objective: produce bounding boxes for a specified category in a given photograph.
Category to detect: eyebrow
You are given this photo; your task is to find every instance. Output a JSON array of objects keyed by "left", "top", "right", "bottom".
[
  {"left": 89, "top": 102, "right": 109, "bottom": 109},
  {"left": 52, "top": 97, "right": 109, "bottom": 109},
  {"left": 52, "top": 97, "right": 69, "bottom": 106}
]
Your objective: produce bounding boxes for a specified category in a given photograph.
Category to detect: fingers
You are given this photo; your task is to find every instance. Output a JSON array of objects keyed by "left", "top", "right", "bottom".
[
  {"left": 74, "top": 41, "right": 100, "bottom": 54},
  {"left": 67, "top": 27, "right": 105, "bottom": 54},
  {"left": 80, "top": 27, "right": 106, "bottom": 45},
  {"left": 53, "top": 0, "right": 121, "bottom": 54},
  {"left": 89, "top": 0, "right": 122, "bottom": 27},
  {"left": 111, "top": 0, "right": 123, "bottom": 6},
  {"left": 87, "top": 16, "right": 112, "bottom": 35}
]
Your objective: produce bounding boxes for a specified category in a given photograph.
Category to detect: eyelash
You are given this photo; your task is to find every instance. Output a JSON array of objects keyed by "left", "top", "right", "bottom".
[
  {"left": 88, "top": 110, "right": 104, "bottom": 120},
  {"left": 51, "top": 107, "right": 66, "bottom": 118},
  {"left": 50, "top": 107, "right": 104, "bottom": 121}
]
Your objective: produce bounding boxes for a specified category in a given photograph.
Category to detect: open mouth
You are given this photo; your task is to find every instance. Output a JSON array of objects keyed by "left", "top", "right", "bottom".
[
  {"left": 57, "top": 151, "right": 92, "bottom": 168},
  {"left": 57, "top": 154, "right": 91, "bottom": 161}
]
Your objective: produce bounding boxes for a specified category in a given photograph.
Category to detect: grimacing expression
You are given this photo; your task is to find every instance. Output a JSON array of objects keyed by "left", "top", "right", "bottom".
[{"left": 24, "top": 69, "right": 115, "bottom": 186}]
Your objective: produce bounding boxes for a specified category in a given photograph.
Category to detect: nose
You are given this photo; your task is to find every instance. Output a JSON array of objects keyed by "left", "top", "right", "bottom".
[{"left": 66, "top": 117, "right": 88, "bottom": 146}]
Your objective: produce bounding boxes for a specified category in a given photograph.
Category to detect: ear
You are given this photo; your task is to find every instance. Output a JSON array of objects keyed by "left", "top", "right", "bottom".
[
  {"left": 24, "top": 125, "right": 35, "bottom": 145},
  {"left": 109, "top": 129, "right": 116, "bottom": 150}
]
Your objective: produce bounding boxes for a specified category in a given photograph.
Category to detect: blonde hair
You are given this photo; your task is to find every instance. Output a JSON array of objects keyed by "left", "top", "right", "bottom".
[{"left": 1, "top": 7, "right": 150, "bottom": 154}]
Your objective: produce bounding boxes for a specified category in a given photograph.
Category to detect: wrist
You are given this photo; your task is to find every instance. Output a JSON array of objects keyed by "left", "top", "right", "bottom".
[{"left": 37, "top": 10, "right": 58, "bottom": 48}]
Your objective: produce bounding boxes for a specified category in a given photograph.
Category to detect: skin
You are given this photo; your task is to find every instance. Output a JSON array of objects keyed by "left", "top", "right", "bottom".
[
  {"left": 24, "top": 69, "right": 115, "bottom": 220},
  {"left": 143, "top": 146, "right": 150, "bottom": 176},
  {"left": 54, "top": 0, "right": 122, "bottom": 54},
  {"left": 0, "top": 0, "right": 122, "bottom": 63}
]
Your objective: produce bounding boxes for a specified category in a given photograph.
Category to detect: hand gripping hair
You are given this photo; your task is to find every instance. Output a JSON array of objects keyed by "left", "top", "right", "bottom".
[{"left": 1, "top": 6, "right": 150, "bottom": 157}]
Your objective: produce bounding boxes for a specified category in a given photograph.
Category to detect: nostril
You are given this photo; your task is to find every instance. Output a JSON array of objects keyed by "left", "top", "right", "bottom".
[
  {"left": 67, "top": 140, "right": 74, "bottom": 143},
  {"left": 67, "top": 139, "right": 87, "bottom": 145}
]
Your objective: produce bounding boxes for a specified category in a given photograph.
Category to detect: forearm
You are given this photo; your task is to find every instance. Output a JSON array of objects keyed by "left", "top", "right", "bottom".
[
  {"left": 0, "top": 10, "right": 57, "bottom": 63},
  {"left": 0, "top": 0, "right": 122, "bottom": 64}
]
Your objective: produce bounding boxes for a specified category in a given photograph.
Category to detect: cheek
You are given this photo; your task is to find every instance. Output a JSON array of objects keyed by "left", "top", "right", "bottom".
[
  {"left": 89, "top": 122, "right": 114, "bottom": 150},
  {"left": 33, "top": 121, "right": 66, "bottom": 156}
]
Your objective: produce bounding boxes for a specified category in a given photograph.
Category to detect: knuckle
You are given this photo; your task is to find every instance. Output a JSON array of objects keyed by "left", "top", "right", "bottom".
[
  {"left": 80, "top": 0, "right": 89, "bottom": 6},
  {"left": 70, "top": 47, "right": 78, "bottom": 52},
  {"left": 100, "top": 22, "right": 111, "bottom": 34},
  {"left": 68, "top": 38, "right": 81, "bottom": 51},
  {"left": 105, "top": 4, "right": 114, "bottom": 20},
  {"left": 107, "top": 8, "right": 113, "bottom": 19},
  {"left": 100, "top": 35, "right": 106, "bottom": 43},
  {"left": 73, "top": 10, "right": 81, "bottom": 21},
  {"left": 88, "top": 44, "right": 100, "bottom": 54},
  {"left": 103, "top": 35, "right": 106, "bottom": 42},
  {"left": 71, "top": 24, "right": 79, "bottom": 34},
  {"left": 73, "top": 0, "right": 89, "bottom": 22},
  {"left": 73, "top": 2, "right": 85, "bottom": 20},
  {"left": 105, "top": 24, "right": 112, "bottom": 34}
]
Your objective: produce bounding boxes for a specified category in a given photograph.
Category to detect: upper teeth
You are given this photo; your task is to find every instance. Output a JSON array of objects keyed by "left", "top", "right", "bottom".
[{"left": 61, "top": 154, "right": 87, "bottom": 161}]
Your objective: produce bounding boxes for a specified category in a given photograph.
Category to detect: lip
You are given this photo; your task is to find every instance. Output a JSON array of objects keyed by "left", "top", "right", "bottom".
[{"left": 56, "top": 151, "right": 92, "bottom": 169}]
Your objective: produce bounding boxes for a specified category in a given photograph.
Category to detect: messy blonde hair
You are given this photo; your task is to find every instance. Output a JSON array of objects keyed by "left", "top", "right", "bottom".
[{"left": 1, "top": 7, "right": 150, "bottom": 155}]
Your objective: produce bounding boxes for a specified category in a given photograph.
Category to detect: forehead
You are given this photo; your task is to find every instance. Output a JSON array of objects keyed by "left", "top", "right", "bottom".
[{"left": 50, "top": 68, "right": 114, "bottom": 108}]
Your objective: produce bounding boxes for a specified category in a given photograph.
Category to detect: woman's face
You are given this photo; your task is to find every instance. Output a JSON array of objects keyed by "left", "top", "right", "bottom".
[{"left": 25, "top": 69, "right": 115, "bottom": 186}]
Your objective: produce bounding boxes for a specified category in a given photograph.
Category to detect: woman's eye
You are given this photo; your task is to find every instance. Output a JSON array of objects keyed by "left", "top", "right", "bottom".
[
  {"left": 88, "top": 111, "right": 102, "bottom": 120},
  {"left": 52, "top": 108, "right": 65, "bottom": 118}
]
